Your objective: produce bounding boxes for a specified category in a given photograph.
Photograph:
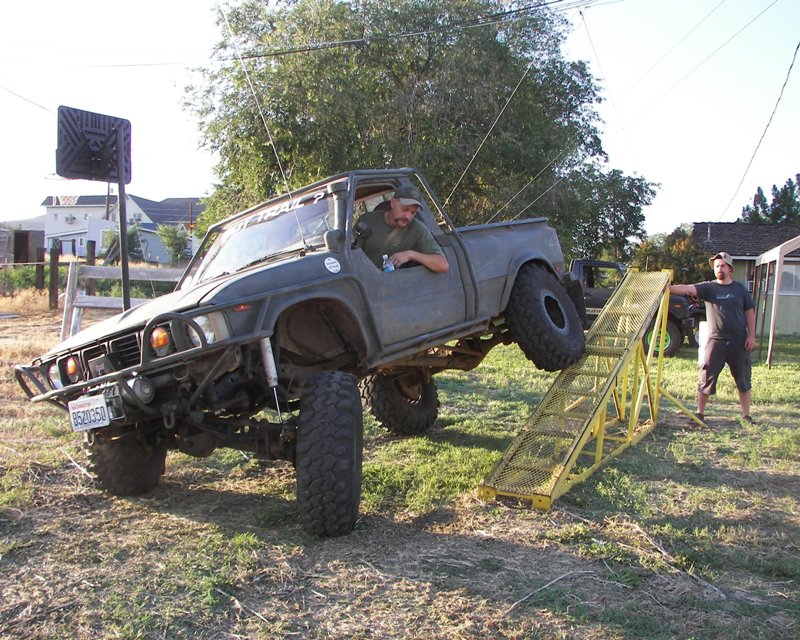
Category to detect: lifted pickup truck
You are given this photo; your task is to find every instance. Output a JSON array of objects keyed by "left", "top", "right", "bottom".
[
  {"left": 569, "top": 259, "right": 700, "bottom": 357},
  {"left": 16, "top": 168, "right": 586, "bottom": 536}
]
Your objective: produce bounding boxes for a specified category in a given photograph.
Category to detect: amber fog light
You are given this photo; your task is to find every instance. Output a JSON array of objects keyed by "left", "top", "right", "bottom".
[
  {"left": 150, "top": 326, "right": 172, "bottom": 357},
  {"left": 65, "top": 356, "right": 80, "bottom": 383}
]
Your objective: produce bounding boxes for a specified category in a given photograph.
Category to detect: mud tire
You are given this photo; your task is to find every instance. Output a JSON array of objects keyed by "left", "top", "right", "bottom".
[
  {"left": 359, "top": 370, "right": 439, "bottom": 436},
  {"left": 505, "top": 263, "right": 586, "bottom": 371},
  {"left": 296, "top": 371, "right": 363, "bottom": 537},
  {"left": 85, "top": 429, "right": 167, "bottom": 496}
]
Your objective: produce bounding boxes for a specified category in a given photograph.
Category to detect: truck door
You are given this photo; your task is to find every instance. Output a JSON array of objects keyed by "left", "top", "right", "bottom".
[
  {"left": 582, "top": 262, "right": 624, "bottom": 319},
  {"left": 350, "top": 183, "right": 472, "bottom": 347}
]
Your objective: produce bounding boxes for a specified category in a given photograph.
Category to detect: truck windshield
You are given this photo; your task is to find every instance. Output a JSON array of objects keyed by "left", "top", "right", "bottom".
[{"left": 181, "top": 188, "right": 336, "bottom": 287}]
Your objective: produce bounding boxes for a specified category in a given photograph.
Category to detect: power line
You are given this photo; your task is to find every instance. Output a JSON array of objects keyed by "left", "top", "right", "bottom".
[
  {"left": 628, "top": 0, "right": 779, "bottom": 125},
  {"left": 0, "top": 85, "right": 53, "bottom": 113},
  {"left": 618, "top": 0, "right": 728, "bottom": 100},
  {"left": 230, "top": 0, "right": 598, "bottom": 62},
  {"left": 717, "top": 36, "right": 800, "bottom": 220}
]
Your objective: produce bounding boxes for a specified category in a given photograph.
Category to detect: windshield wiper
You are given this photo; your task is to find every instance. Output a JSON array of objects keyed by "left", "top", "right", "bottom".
[{"left": 236, "top": 248, "right": 306, "bottom": 273}]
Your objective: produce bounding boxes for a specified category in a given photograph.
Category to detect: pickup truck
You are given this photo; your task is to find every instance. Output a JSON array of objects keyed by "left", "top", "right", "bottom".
[
  {"left": 569, "top": 259, "right": 700, "bottom": 357},
  {"left": 16, "top": 168, "right": 586, "bottom": 537}
]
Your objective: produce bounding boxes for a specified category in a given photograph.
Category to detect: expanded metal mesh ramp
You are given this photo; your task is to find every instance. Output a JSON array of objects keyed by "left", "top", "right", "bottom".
[{"left": 478, "top": 269, "right": 692, "bottom": 509}]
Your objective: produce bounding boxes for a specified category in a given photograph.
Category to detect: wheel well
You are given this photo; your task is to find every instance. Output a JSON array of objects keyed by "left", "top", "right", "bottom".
[{"left": 274, "top": 299, "right": 367, "bottom": 370}]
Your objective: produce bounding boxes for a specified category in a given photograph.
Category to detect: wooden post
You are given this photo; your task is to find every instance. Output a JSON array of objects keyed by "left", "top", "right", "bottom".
[
  {"left": 48, "top": 241, "right": 61, "bottom": 310},
  {"left": 86, "top": 241, "right": 96, "bottom": 296},
  {"left": 35, "top": 247, "right": 45, "bottom": 290}
]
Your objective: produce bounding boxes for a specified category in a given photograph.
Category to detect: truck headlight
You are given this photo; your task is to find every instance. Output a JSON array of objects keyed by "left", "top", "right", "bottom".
[
  {"left": 189, "top": 313, "right": 228, "bottom": 348},
  {"left": 47, "top": 363, "right": 63, "bottom": 389}
]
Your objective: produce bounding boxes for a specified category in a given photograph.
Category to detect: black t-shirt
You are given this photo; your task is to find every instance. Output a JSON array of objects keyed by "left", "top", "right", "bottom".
[{"left": 694, "top": 280, "right": 755, "bottom": 340}]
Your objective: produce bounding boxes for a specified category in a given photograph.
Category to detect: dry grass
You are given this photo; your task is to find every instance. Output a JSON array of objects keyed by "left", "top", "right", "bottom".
[{"left": 1, "top": 300, "right": 798, "bottom": 639}]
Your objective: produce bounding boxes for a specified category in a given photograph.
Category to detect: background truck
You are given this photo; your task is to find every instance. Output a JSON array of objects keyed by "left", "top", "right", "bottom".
[
  {"left": 569, "top": 258, "right": 702, "bottom": 357},
  {"left": 16, "top": 168, "right": 586, "bottom": 537}
]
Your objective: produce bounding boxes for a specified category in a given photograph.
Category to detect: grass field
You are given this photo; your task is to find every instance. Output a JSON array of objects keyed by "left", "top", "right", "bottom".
[{"left": 1, "top": 292, "right": 798, "bottom": 639}]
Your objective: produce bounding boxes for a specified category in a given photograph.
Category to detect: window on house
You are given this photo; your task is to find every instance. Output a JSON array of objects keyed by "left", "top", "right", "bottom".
[
  {"left": 53, "top": 213, "right": 58, "bottom": 221},
  {"left": 779, "top": 263, "right": 800, "bottom": 295}
]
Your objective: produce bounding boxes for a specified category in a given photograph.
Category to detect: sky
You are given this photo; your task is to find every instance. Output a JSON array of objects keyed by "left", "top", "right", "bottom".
[{"left": 1, "top": 0, "right": 798, "bottom": 237}]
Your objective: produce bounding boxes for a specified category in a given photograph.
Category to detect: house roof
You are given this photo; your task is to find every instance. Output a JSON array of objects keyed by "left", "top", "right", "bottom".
[
  {"left": 691, "top": 222, "right": 800, "bottom": 258},
  {"left": 128, "top": 196, "right": 205, "bottom": 228},
  {"left": 40, "top": 195, "right": 118, "bottom": 207}
]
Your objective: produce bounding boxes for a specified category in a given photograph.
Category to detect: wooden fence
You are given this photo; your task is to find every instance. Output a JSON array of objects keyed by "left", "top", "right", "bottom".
[{"left": 61, "top": 263, "right": 183, "bottom": 340}]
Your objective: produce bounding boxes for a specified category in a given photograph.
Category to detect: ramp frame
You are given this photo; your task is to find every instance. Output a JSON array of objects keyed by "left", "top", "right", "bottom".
[{"left": 478, "top": 269, "right": 697, "bottom": 509}]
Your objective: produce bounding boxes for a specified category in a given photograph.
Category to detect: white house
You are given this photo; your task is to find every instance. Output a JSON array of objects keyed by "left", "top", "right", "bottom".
[{"left": 42, "top": 193, "right": 204, "bottom": 264}]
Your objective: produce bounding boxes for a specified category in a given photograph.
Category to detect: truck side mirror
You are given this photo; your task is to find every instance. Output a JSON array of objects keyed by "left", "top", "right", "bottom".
[
  {"left": 351, "top": 221, "right": 372, "bottom": 248},
  {"left": 323, "top": 230, "right": 344, "bottom": 252}
]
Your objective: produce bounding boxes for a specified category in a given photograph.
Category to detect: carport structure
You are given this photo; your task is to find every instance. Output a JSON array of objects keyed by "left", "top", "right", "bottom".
[{"left": 753, "top": 233, "right": 800, "bottom": 368}]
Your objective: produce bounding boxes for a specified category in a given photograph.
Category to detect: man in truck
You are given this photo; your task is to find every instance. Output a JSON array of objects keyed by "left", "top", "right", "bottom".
[
  {"left": 357, "top": 185, "right": 449, "bottom": 273},
  {"left": 670, "top": 251, "right": 756, "bottom": 426}
]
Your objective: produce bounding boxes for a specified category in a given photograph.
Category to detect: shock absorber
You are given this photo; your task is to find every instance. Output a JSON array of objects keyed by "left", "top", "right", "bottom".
[{"left": 259, "top": 336, "right": 283, "bottom": 423}]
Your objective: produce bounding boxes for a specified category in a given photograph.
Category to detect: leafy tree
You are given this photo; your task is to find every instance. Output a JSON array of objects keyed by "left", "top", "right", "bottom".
[
  {"left": 631, "top": 225, "right": 707, "bottom": 284},
  {"left": 156, "top": 224, "right": 190, "bottom": 267},
  {"left": 740, "top": 173, "right": 800, "bottom": 223},
  {"left": 545, "top": 166, "right": 656, "bottom": 262},
  {"left": 186, "top": 0, "right": 633, "bottom": 234}
]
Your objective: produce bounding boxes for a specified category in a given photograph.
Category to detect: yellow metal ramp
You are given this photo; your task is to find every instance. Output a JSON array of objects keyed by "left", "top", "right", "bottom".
[{"left": 478, "top": 269, "right": 694, "bottom": 509}]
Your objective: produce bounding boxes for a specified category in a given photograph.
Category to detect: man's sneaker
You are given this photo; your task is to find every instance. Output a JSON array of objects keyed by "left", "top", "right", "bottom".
[
  {"left": 742, "top": 415, "right": 756, "bottom": 425},
  {"left": 687, "top": 412, "right": 705, "bottom": 427}
]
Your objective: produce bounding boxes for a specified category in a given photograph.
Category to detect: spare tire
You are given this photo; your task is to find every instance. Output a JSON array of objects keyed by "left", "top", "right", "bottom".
[{"left": 505, "top": 263, "right": 586, "bottom": 371}]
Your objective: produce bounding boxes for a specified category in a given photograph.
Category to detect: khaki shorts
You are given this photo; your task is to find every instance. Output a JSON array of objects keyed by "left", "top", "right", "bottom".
[{"left": 698, "top": 337, "right": 752, "bottom": 395}]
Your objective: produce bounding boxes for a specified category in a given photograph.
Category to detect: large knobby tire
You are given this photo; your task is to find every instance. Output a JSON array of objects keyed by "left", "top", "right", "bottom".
[
  {"left": 359, "top": 370, "right": 439, "bottom": 436},
  {"left": 644, "top": 319, "right": 682, "bottom": 357},
  {"left": 505, "top": 263, "right": 586, "bottom": 371},
  {"left": 85, "top": 430, "right": 167, "bottom": 496},
  {"left": 296, "top": 371, "right": 363, "bottom": 537}
]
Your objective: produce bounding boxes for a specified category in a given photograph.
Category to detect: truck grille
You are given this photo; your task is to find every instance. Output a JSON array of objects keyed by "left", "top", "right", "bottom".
[{"left": 79, "top": 332, "right": 142, "bottom": 377}]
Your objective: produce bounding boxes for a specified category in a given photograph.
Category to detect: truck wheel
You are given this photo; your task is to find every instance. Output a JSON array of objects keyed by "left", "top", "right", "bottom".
[
  {"left": 359, "top": 370, "right": 439, "bottom": 436},
  {"left": 644, "top": 319, "right": 682, "bottom": 357},
  {"left": 85, "top": 429, "right": 167, "bottom": 496},
  {"left": 505, "top": 263, "right": 585, "bottom": 371},
  {"left": 296, "top": 371, "right": 363, "bottom": 537}
]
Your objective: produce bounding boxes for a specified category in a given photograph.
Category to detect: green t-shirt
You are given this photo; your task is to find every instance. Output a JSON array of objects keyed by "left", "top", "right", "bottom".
[{"left": 357, "top": 209, "right": 443, "bottom": 268}]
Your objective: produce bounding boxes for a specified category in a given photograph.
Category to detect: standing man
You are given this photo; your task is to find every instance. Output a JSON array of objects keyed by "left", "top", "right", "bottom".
[
  {"left": 670, "top": 251, "right": 756, "bottom": 425},
  {"left": 357, "top": 185, "right": 449, "bottom": 273}
]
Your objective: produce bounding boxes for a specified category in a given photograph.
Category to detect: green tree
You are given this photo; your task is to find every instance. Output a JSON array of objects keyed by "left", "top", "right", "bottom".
[
  {"left": 187, "top": 0, "right": 629, "bottom": 235},
  {"left": 156, "top": 224, "right": 190, "bottom": 267},
  {"left": 740, "top": 173, "right": 800, "bottom": 223},
  {"left": 631, "top": 225, "right": 707, "bottom": 284},
  {"left": 545, "top": 166, "right": 657, "bottom": 262}
]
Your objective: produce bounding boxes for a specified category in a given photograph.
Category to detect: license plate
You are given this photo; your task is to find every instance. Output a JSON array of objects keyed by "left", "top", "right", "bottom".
[{"left": 68, "top": 395, "right": 111, "bottom": 432}]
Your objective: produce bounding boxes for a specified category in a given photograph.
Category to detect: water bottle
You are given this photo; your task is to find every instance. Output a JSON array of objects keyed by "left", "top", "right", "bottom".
[{"left": 382, "top": 254, "right": 395, "bottom": 272}]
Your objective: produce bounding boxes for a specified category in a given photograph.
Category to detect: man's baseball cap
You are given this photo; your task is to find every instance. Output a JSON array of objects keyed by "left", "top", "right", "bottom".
[
  {"left": 394, "top": 185, "right": 423, "bottom": 210},
  {"left": 709, "top": 251, "right": 734, "bottom": 268}
]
